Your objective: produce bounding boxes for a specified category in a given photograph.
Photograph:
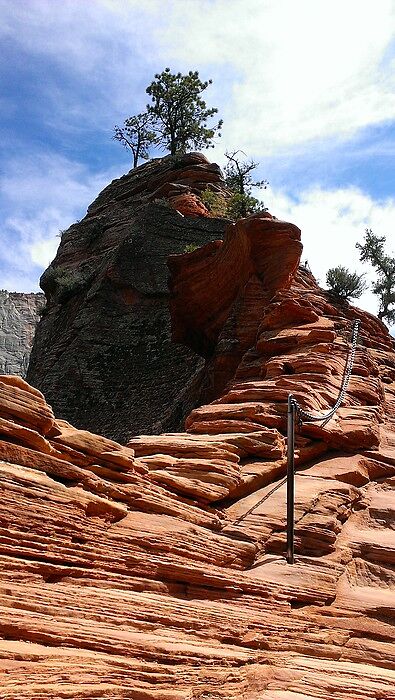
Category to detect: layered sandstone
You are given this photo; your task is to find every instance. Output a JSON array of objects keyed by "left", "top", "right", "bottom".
[
  {"left": 0, "top": 290, "right": 44, "bottom": 376},
  {"left": 27, "top": 153, "right": 230, "bottom": 443},
  {"left": 0, "top": 210, "right": 394, "bottom": 698}
]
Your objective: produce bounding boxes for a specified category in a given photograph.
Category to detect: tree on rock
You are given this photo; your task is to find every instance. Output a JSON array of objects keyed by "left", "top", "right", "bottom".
[
  {"left": 224, "top": 150, "right": 268, "bottom": 219},
  {"left": 326, "top": 266, "right": 367, "bottom": 301},
  {"left": 113, "top": 113, "right": 156, "bottom": 168},
  {"left": 356, "top": 228, "right": 395, "bottom": 323},
  {"left": 146, "top": 68, "right": 223, "bottom": 155}
]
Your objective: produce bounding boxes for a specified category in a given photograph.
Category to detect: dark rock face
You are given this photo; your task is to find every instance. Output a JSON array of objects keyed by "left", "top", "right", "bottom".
[
  {"left": 27, "top": 154, "right": 228, "bottom": 443},
  {"left": 0, "top": 291, "right": 44, "bottom": 377}
]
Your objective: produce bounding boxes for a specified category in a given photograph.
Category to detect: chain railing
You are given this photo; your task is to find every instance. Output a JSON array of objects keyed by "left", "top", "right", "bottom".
[
  {"left": 290, "top": 319, "right": 360, "bottom": 428},
  {"left": 223, "top": 320, "right": 361, "bottom": 565},
  {"left": 286, "top": 319, "right": 360, "bottom": 563}
]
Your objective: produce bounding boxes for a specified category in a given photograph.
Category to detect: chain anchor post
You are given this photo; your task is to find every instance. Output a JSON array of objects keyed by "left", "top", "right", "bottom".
[{"left": 286, "top": 394, "right": 296, "bottom": 565}]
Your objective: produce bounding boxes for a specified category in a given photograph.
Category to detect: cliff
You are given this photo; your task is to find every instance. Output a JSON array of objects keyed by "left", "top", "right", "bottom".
[
  {"left": 0, "top": 211, "right": 394, "bottom": 699},
  {"left": 27, "top": 153, "right": 230, "bottom": 443},
  {"left": 0, "top": 290, "right": 44, "bottom": 376}
]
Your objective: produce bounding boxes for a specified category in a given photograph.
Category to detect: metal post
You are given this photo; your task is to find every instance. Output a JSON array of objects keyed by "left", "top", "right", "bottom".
[{"left": 286, "top": 394, "right": 295, "bottom": 564}]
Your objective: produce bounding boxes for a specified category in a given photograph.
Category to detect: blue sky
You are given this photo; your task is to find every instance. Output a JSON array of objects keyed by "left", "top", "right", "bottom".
[{"left": 1, "top": 0, "right": 395, "bottom": 329}]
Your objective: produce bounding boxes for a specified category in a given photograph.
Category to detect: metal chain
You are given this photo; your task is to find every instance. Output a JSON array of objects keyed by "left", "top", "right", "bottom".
[
  {"left": 291, "top": 319, "right": 360, "bottom": 426},
  {"left": 223, "top": 319, "right": 360, "bottom": 532}
]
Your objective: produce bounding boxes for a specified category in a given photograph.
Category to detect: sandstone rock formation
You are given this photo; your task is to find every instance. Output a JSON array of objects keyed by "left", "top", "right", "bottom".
[
  {"left": 27, "top": 153, "right": 230, "bottom": 443},
  {"left": 0, "top": 290, "right": 44, "bottom": 376},
  {"left": 1, "top": 211, "right": 394, "bottom": 698}
]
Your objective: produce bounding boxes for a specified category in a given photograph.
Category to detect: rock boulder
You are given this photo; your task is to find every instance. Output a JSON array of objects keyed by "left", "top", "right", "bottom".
[{"left": 27, "top": 154, "right": 230, "bottom": 442}]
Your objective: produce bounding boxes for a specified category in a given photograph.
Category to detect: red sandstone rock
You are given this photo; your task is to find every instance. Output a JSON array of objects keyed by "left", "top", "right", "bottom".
[
  {"left": 1, "top": 210, "right": 395, "bottom": 698},
  {"left": 0, "top": 375, "right": 55, "bottom": 433},
  {"left": 168, "top": 192, "right": 210, "bottom": 217},
  {"left": 168, "top": 211, "right": 302, "bottom": 356}
]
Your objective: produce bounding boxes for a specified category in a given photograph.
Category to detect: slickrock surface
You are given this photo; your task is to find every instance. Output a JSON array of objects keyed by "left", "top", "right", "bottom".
[
  {"left": 27, "top": 153, "right": 230, "bottom": 442},
  {"left": 1, "top": 210, "right": 395, "bottom": 698},
  {"left": 0, "top": 290, "right": 44, "bottom": 376}
]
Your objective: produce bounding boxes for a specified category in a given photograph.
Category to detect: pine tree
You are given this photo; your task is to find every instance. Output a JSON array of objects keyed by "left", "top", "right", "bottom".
[
  {"left": 113, "top": 113, "right": 156, "bottom": 168},
  {"left": 145, "top": 68, "right": 222, "bottom": 155},
  {"left": 326, "top": 266, "right": 367, "bottom": 301},
  {"left": 356, "top": 229, "right": 395, "bottom": 323}
]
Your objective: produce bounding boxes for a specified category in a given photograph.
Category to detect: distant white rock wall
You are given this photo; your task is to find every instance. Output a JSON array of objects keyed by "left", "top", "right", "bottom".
[{"left": 0, "top": 290, "right": 45, "bottom": 377}]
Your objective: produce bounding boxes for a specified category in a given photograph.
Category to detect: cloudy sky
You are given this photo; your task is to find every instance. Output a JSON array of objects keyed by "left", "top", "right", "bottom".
[{"left": 1, "top": 0, "right": 395, "bottom": 329}]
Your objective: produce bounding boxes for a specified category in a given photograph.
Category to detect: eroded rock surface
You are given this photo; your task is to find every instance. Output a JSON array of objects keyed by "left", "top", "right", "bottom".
[
  {"left": 27, "top": 153, "right": 230, "bottom": 442},
  {"left": 0, "top": 290, "right": 44, "bottom": 376},
  {"left": 1, "top": 210, "right": 395, "bottom": 698}
]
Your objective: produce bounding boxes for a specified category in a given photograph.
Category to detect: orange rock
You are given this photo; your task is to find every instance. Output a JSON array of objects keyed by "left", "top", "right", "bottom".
[
  {"left": 1, "top": 208, "right": 395, "bottom": 697},
  {"left": 168, "top": 211, "right": 302, "bottom": 356},
  {"left": 0, "top": 375, "right": 54, "bottom": 434},
  {"left": 168, "top": 192, "right": 210, "bottom": 217},
  {"left": 51, "top": 421, "right": 143, "bottom": 472},
  {"left": 0, "top": 415, "right": 57, "bottom": 455}
]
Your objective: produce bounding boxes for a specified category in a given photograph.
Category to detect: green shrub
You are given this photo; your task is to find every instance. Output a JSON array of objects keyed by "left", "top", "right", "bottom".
[
  {"left": 223, "top": 150, "right": 268, "bottom": 220},
  {"left": 41, "top": 265, "right": 88, "bottom": 303},
  {"left": 184, "top": 243, "right": 199, "bottom": 253},
  {"left": 200, "top": 185, "right": 267, "bottom": 221},
  {"left": 226, "top": 192, "right": 265, "bottom": 220},
  {"left": 200, "top": 187, "right": 228, "bottom": 217}
]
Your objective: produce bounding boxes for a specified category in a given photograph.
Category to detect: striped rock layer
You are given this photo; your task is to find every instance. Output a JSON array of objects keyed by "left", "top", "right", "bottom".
[{"left": 0, "top": 211, "right": 395, "bottom": 698}]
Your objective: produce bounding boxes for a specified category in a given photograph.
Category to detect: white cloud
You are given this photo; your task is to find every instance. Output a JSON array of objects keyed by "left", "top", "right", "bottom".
[
  {"left": 264, "top": 183, "right": 395, "bottom": 330},
  {"left": 0, "top": 0, "right": 161, "bottom": 121},
  {"left": 2, "top": 0, "right": 395, "bottom": 153},
  {"left": 0, "top": 0, "right": 394, "bottom": 336},
  {"left": 0, "top": 153, "right": 123, "bottom": 291},
  {"left": 156, "top": 0, "right": 395, "bottom": 155}
]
